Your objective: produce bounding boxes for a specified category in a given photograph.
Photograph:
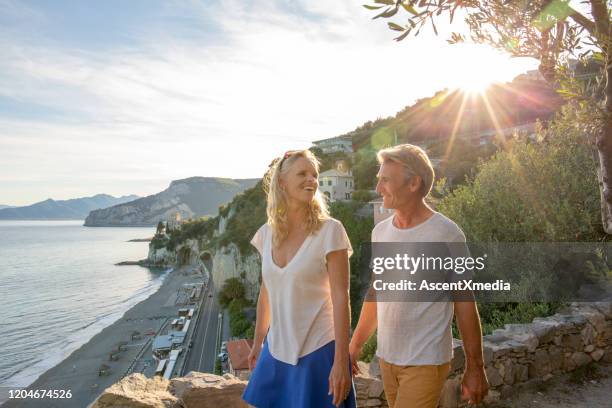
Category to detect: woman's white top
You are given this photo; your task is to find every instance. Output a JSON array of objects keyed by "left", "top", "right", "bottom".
[{"left": 251, "top": 218, "right": 352, "bottom": 365}]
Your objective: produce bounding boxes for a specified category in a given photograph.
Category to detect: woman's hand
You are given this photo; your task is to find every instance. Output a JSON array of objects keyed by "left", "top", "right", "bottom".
[
  {"left": 348, "top": 341, "right": 362, "bottom": 377},
  {"left": 247, "top": 344, "right": 262, "bottom": 370},
  {"left": 328, "top": 358, "right": 351, "bottom": 407}
]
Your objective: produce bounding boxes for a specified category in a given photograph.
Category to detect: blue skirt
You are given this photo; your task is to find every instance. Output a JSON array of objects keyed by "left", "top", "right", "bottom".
[{"left": 242, "top": 340, "right": 357, "bottom": 408}]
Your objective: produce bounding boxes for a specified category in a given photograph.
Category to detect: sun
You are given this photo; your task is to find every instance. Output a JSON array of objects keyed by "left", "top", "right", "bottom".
[{"left": 447, "top": 44, "right": 520, "bottom": 94}]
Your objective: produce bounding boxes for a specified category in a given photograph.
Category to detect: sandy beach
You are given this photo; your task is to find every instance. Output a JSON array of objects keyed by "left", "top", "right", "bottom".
[{"left": 1, "top": 266, "right": 205, "bottom": 408}]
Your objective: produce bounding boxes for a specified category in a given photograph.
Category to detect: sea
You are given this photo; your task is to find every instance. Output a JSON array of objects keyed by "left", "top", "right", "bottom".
[{"left": 0, "top": 220, "right": 168, "bottom": 390}]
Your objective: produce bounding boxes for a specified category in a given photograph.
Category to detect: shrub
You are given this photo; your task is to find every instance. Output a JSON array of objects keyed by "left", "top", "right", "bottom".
[
  {"left": 438, "top": 104, "right": 601, "bottom": 242},
  {"left": 218, "top": 278, "right": 246, "bottom": 309}
]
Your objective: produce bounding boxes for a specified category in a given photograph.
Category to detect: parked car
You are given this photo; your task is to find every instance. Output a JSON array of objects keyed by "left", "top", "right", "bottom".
[
  {"left": 221, "top": 341, "right": 227, "bottom": 352},
  {"left": 218, "top": 352, "right": 228, "bottom": 362}
]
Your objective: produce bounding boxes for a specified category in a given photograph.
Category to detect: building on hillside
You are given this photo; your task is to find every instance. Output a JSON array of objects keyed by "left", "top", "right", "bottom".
[
  {"left": 312, "top": 135, "right": 353, "bottom": 154},
  {"left": 166, "top": 212, "right": 183, "bottom": 232},
  {"left": 319, "top": 161, "right": 354, "bottom": 202},
  {"left": 226, "top": 339, "right": 254, "bottom": 380}
]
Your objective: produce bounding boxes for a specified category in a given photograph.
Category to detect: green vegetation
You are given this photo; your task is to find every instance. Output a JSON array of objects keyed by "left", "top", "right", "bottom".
[
  {"left": 437, "top": 104, "right": 601, "bottom": 242},
  {"left": 218, "top": 277, "right": 247, "bottom": 308},
  {"left": 218, "top": 181, "right": 267, "bottom": 253},
  {"left": 166, "top": 216, "right": 217, "bottom": 251},
  {"left": 329, "top": 201, "right": 374, "bottom": 326},
  {"left": 219, "top": 278, "right": 254, "bottom": 338}
]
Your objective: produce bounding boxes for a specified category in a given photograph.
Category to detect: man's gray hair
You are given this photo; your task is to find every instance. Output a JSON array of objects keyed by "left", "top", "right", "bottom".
[{"left": 377, "top": 144, "right": 435, "bottom": 197}]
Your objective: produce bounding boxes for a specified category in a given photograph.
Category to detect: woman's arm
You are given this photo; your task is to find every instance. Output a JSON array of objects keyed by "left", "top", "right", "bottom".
[
  {"left": 327, "top": 249, "right": 351, "bottom": 407},
  {"left": 248, "top": 282, "right": 270, "bottom": 369}
]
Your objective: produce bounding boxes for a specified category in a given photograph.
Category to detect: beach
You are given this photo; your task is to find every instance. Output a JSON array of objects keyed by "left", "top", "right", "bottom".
[{"left": 2, "top": 265, "right": 206, "bottom": 408}]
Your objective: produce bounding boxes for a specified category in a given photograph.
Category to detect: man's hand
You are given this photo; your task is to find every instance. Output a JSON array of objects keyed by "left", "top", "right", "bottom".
[{"left": 461, "top": 364, "right": 489, "bottom": 405}]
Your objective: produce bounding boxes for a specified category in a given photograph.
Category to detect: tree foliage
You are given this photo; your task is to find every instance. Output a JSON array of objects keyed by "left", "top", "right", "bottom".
[
  {"left": 365, "top": 0, "right": 612, "bottom": 232},
  {"left": 438, "top": 103, "right": 602, "bottom": 241},
  {"left": 218, "top": 277, "right": 247, "bottom": 309}
]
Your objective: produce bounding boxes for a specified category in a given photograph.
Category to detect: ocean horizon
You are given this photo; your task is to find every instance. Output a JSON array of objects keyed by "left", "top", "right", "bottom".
[{"left": 0, "top": 220, "right": 165, "bottom": 389}]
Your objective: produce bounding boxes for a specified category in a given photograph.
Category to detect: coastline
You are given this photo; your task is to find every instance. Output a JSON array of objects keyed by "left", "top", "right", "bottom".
[{"left": 1, "top": 265, "right": 203, "bottom": 408}]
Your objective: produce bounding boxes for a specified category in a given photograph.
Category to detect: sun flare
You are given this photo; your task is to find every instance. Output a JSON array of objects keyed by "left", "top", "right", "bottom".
[{"left": 447, "top": 44, "right": 520, "bottom": 94}]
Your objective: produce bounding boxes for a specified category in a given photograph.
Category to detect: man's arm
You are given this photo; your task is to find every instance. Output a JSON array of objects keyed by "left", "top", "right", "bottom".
[{"left": 454, "top": 301, "right": 489, "bottom": 404}]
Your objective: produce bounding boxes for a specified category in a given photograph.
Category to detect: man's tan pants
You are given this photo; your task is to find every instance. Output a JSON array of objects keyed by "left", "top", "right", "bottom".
[{"left": 379, "top": 359, "right": 450, "bottom": 408}]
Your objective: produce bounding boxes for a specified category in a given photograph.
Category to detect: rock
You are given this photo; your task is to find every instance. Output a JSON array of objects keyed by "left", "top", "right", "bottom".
[
  {"left": 581, "top": 324, "right": 596, "bottom": 347},
  {"left": 561, "top": 334, "right": 582, "bottom": 350},
  {"left": 482, "top": 389, "right": 501, "bottom": 405},
  {"left": 171, "top": 372, "right": 247, "bottom": 408},
  {"left": 529, "top": 349, "right": 550, "bottom": 378},
  {"left": 563, "top": 354, "right": 577, "bottom": 371},
  {"left": 369, "top": 356, "right": 381, "bottom": 378},
  {"left": 483, "top": 346, "right": 494, "bottom": 366},
  {"left": 438, "top": 378, "right": 460, "bottom": 408},
  {"left": 591, "top": 349, "right": 605, "bottom": 361},
  {"left": 354, "top": 376, "right": 370, "bottom": 400},
  {"left": 590, "top": 301, "right": 612, "bottom": 319},
  {"left": 499, "top": 385, "right": 513, "bottom": 399},
  {"left": 357, "top": 361, "right": 370, "bottom": 377},
  {"left": 530, "top": 319, "right": 558, "bottom": 343},
  {"left": 584, "top": 344, "right": 595, "bottom": 353},
  {"left": 486, "top": 366, "right": 503, "bottom": 388},
  {"left": 451, "top": 342, "right": 465, "bottom": 372},
  {"left": 570, "top": 352, "right": 592, "bottom": 367},
  {"left": 368, "top": 379, "right": 385, "bottom": 398},
  {"left": 502, "top": 360, "right": 515, "bottom": 385},
  {"left": 514, "top": 364, "right": 528, "bottom": 383},
  {"left": 578, "top": 306, "right": 607, "bottom": 333},
  {"left": 548, "top": 346, "right": 563, "bottom": 371},
  {"left": 90, "top": 374, "right": 178, "bottom": 408},
  {"left": 504, "top": 324, "right": 539, "bottom": 352}
]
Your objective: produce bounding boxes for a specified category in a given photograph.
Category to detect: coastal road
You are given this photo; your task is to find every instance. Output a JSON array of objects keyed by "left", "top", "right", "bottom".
[{"left": 181, "top": 285, "right": 219, "bottom": 375}]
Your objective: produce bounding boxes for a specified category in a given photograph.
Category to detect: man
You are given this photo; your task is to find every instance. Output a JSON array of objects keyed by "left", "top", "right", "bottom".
[{"left": 349, "top": 144, "right": 488, "bottom": 407}]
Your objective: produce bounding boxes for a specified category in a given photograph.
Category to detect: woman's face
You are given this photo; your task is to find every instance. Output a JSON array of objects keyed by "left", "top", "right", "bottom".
[{"left": 281, "top": 156, "right": 319, "bottom": 205}]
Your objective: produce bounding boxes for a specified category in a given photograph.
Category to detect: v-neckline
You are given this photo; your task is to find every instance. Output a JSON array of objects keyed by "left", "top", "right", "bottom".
[{"left": 270, "top": 233, "right": 312, "bottom": 270}]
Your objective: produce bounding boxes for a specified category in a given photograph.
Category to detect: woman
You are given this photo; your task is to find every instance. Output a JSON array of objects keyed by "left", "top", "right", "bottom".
[{"left": 242, "top": 150, "right": 356, "bottom": 408}]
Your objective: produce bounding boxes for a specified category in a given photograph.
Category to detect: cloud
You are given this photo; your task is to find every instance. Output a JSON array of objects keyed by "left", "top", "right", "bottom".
[{"left": 0, "top": 0, "right": 537, "bottom": 205}]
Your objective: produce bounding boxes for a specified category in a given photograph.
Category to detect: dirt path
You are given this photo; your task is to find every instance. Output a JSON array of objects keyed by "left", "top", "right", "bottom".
[{"left": 492, "top": 363, "right": 612, "bottom": 408}]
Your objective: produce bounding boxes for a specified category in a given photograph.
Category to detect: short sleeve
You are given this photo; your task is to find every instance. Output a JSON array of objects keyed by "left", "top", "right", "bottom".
[
  {"left": 323, "top": 219, "right": 353, "bottom": 258},
  {"left": 250, "top": 224, "right": 266, "bottom": 256}
]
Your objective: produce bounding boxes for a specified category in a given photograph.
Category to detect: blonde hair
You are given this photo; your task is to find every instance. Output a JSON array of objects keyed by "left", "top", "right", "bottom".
[
  {"left": 377, "top": 144, "right": 435, "bottom": 197},
  {"left": 263, "top": 150, "right": 329, "bottom": 247}
]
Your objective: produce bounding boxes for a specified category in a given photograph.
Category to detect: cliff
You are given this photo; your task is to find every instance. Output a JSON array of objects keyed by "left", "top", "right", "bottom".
[
  {"left": 84, "top": 177, "right": 259, "bottom": 227},
  {"left": 147, "top": 206, "right": 262, "bottom": 300}
]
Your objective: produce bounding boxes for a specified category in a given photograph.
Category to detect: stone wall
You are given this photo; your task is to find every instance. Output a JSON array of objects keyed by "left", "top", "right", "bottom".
[{"left": 353, "top": 301, "right": 612, "bottom": 408}]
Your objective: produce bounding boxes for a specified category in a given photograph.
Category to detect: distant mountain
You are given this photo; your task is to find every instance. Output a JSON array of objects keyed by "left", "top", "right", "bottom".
[
  {"left": 84, "top": 177, "right": 260, "bottom": 227},
  {"left": 0, "top": 205, "right": 14, "bottom": 210},
  {"left": 0, "top": 194, "right": 140, "bottom": 220}
]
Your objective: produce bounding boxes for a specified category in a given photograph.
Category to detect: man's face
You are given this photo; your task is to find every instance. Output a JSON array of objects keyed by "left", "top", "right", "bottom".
[{"left": 375, "top": 161, "right": 421, "bottom": 209}]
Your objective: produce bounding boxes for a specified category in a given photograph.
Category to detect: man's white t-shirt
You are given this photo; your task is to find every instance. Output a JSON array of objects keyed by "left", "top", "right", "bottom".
[
  {"left": 251, "top": 218, "right": 352, "bottom": 365},
  {"left": 373, "top": 212, "right": 466, "bottom": 366}
]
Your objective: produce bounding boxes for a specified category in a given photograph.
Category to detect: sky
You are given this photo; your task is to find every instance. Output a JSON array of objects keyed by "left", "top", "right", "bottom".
[{"left": 0, "top": 0, "right": 538, "bottom": 206}]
